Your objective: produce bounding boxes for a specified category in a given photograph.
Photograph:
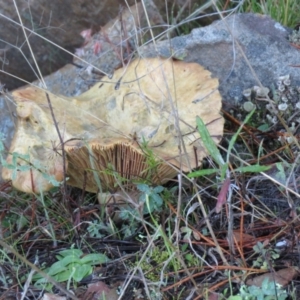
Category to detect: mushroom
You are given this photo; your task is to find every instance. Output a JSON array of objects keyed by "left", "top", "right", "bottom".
[{"left": 2, "top": 58, "right": 223, "bottom": 193}]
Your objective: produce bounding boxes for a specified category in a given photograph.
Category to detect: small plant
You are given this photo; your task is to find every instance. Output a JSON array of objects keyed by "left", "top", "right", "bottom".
[
  {"left": 138, "top": 183, "right": 164, "bottom": 215},
  {"left": 33, "top": 247, "right": 110, "bottom": 291},
  {"left": 188, "top": 110, "right": 270, "bottom": 212},
  {"left": 252, "top": 242, "right": 280, "bottom": 269},
  {"left": 227, "top": 278, "right": 288, "bottom": 300},
  {"left": 119, "top": 183, "right": 164, "bottom": 221},
  {"left": 139, "top": 138, "right": 162, "bottom": 182},
  {"left": 0, "top": 133, "right": 62, "bottom": 190},
  {"left": 181, "top": 243, "right": 201, "bottom": 268},
  {"left": 132, "top": 246, "right": 172, "bottom": 281},
  {"left": 87, "top": 219, "right": 114, "bottom": 238}
]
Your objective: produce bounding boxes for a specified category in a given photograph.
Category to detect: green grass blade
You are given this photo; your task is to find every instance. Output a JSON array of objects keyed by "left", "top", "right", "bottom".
[
  {"left": 226, "top": 109, "right": 256, "bottom": 163},
  {"left": 235, "top": 165, "right": 271, "bottom": 173},
  {"left": 188, "top": 168, "right": 218, "bottom": 178},
  {"left": 196, "top": 116, "right": 225, "bottom": 167}
]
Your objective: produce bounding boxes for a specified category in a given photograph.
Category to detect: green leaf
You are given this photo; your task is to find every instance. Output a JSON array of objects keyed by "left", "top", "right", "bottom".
[
  {"left": 61, "top": 255, "right": 82, "bottom": 266},
  {"left": 17, "top": 215, "right": 28, "bottom": 231},
  {"left": 196, "top": 116, "right": 225, "bottom": 167},
  {"left": 34, "top": 278, "right": 53, "bottom": 291},
  {"left": 185, "top": 253, "right": 194, "bottom": 262},
  {"left": 48, "top": 256, "right": 81, "bottom": 276},
  {"left": 80, "top": 253, "right": 110, "bottom": 265},
  {"left": 181, "top": 243, "right": 188, "bottom": 252},
  {"left": 153, "top": 186, "right": 164, "bottom": 193},
  {"left": 220, "top": 163, "right": 229, "bottom": 180},
  {"left": 253, "top": 242, "right": 264, "bottom": 253},
  {"left": 55, "top": 267, "right": 80, "bottom": 282},
  {"left": 151, "top": 194, "right": 163, "bottom": 206},
  {"left": 226, "top": 108, "right": 256, "bottom": 163},
  {"left": 73, "top": 264, "right": 92, "bottom": 282},
  {"left": 188, "top": 168, "right": 217, "bottom": 178},
  {"left": 275, "top": 162, "right": 286, "bottom": 182},
  {"left": 47, "top": 261, "right": 68, "bottom": 276},
  {"left": 58, "top": 249, "right": 83, "bottom": 258},
  {"left": 137, "top": 183, "right": 149, "bottom": 193},
  {"left": 257, "top": 123, "right": 269, "bottom": 131},
  {"left": 235, "top": 165, "right": 271, "bottom": 173}
]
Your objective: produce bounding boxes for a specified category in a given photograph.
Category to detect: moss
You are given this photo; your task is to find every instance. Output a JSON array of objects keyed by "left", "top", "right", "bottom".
[{"left": 132, "top": 247, "right": 178, "bottom": 281}]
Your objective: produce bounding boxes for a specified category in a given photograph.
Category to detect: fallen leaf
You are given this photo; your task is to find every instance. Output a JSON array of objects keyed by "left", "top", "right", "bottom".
[
  {"left": 208, "top": 292, "right": 222, "bottom": 300},
  {"left": 82, "top": 281, "right": 119, "bottom": 300},
  {"left": 232, "top": 230, "right": 256, "bottom": 243},
  {"left": 192, "top": 230, "right": 201, "bottom": 241},
  {"left": 41, "top": 293, "right": 66, "bottom": 300},
  {"left": 246, "top": 267, "right": 299, "bottom": 287}
]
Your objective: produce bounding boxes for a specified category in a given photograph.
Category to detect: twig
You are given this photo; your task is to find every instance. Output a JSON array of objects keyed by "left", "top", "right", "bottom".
[
  {"left": 12, "top": 0, "right": 46, "bottom": 88},
  {"left": 45, "top": 93, "right": 68, "bottom": 201}
]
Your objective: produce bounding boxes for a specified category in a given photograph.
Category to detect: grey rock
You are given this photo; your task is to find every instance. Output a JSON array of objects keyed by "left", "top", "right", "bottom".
[
  {"left": 141, "top": 13, "right": 300, "bottom": 107},
  {"left": 0, "top": 0, "right": 202, "bottom": 90},
  {"left": 0, "top": 0, "right": 138, "bottom": 90}
]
